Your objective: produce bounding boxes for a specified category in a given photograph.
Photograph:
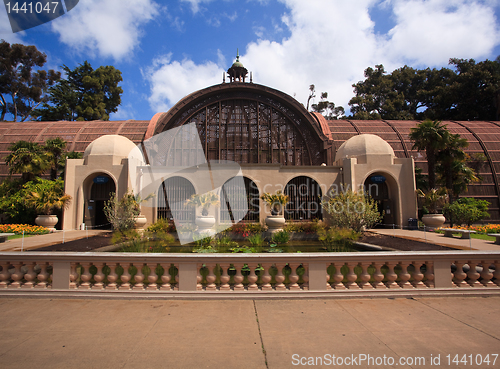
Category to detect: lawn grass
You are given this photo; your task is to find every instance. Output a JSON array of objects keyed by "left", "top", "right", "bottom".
[{"left": 7, "top": 234, "right": 34, "bottom": 241}]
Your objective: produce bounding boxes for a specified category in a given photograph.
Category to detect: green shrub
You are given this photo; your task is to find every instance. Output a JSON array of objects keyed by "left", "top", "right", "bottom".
[
  {"left": 247, "top": 233, "right": 264, "bottom": 246},
  {"left": 444, "top": 198, "right": 490, "bottom": 226},
  {"left": 147, "top": 218, "right": 176, "bottom": 233},
  {"left": 104, "top": 191, "right": 141, "bottom": 231},
  {"left": 272, "top": 230, "right": 290, "bottom": 244},
  {"left": 284, "top": 220, "right": 325, "bottom": 234},
  {"left": 317, "top": 227, "right": 359, "bottom": 252},
  {"left": 322, "top": 189, "right": 381, "bottom": 232}
]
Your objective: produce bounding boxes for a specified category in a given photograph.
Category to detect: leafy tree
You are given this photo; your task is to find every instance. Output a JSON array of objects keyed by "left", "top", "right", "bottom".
[
  {"left": 409, "top": 120, "right": 448, "bottom": 189},
  {"left": 35, "top": 61, "right": 122, "bottom": 121},
  {"left": 322, "top": 189, "right": 381, "bottom": 232},
  {"left": 104, "top": 191, "right": 141, "bottom": 231},
  {"left": 0, "top": 40, "right": 60, "bottom": 121},
  {"left": 5, "top": 141, "right": 50, "bottom": 182},
  {"left": 311, "top": 91, "right": 345, "bottom": 120}
]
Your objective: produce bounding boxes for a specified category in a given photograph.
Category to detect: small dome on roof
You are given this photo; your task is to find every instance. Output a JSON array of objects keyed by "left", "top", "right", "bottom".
[
  {"left": 84, "top": 135, "right": 137, "bottom": 159},
  {"left": 335, "top": 134, "right": 394, "bottom": 162}
]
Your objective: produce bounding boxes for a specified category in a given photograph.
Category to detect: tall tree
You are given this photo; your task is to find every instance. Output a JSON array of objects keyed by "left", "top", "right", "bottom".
[
  {"left": 35, "top": 61, "right": 122, "bottom": 121},
  {"left": 44, "top": 137, "right": 68, "bottom": 180},
  {"left": 409, "top": 120, "right": 448, "bottom": 189},
  {"left": 5, "top": 141, "right": 50, "bottom": 182},
  {"left": 0, "top": 40, "right": 60, "bottom": 121},
  {"left": 311, "top": 91, "right": 345, "bottom": 120}
]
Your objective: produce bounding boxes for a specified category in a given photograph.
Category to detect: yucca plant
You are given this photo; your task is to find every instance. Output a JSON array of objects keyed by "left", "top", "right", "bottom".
[
  {"left": 416, "top": 188, "right": 448, "bottom": 214},
  {"left": 185, "top": 192, "right": 220, "bottom": 216},
  {"left": 261, "top": 190, "right": 289, "bottom": 215}
]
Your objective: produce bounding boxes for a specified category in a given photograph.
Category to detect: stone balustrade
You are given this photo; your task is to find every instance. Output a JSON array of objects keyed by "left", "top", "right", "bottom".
[{"left": 0, "top": 251, "right": 499, "bottom": 297}]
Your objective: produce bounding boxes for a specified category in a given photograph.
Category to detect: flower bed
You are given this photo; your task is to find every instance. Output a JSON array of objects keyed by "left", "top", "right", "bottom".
[
  {"left": 439, "top": 224, "right": 500, "bottom": 234},
  {"left": 0, "top": 224, "right": 50, "bottom": 235}
]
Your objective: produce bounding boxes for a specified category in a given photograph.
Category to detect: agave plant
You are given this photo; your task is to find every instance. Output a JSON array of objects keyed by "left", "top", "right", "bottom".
[
  {"left": 25, "top": 179, "right": 71, "bottom": 215},
  {"left": 416, "top": 188, "right": 448, "bottom": 214},
  {"left": 185, "top": 192, "right": 220, "bottom": 216},
  {"left": 261, "top": 190, "right": 289, "bottom": 216}
]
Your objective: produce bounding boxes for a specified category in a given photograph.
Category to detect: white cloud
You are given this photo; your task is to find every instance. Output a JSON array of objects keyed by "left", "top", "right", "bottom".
[
  {"left": 145, "top": 0, "right": 500, "bottom": 113},
  {"left": 181, "top": 0, "right": 213, "bottom": 14},
  {"left": 50, "top": 0, "right": 160, "bottom": 60},
  {"left": 382, "top": 0, "right": 500, "bottom": 67},
  {"left": 144, "top": 53, "right": 224, "bottom": 112},
  {"left": 0, "top": 8, "right": 25, "bottom": 44}
]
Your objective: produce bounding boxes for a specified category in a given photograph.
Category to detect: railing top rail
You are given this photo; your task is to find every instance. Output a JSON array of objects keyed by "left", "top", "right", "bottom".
[{"left": 0, "top": 251, "right": 498, "bottom": 263}]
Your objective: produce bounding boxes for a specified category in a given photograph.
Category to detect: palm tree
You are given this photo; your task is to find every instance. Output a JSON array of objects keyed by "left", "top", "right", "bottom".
[
  {"left": 44, "top": 138, "right": 67, "bottom": 180},
  {"left": 409, "top": 120, "right": 448, "bottom": 189},
  {"left": 5, "top": 141, "right": 49, "bottom": 182},
  {"left": 436, "top": 131, "right": 469, "bottom": 200}
]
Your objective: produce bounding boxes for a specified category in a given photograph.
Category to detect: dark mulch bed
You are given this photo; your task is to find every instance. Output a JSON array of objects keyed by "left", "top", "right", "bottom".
[
  {"left": 28, "top": 233, "right": 113, "bottom": 252},
  {"left": 29, "top": 230, "right": 453, "bottom": 252}
]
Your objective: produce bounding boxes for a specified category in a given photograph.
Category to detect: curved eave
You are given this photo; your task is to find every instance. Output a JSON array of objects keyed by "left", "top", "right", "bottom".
[{"left": 147, "top": 82, "right": 330, "bottom": 144}]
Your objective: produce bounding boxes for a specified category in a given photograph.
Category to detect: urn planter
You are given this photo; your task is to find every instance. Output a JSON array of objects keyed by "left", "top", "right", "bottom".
[
  {"left": 35, "top": 215, "right": 58, "bottom": 231},
  {"left": 265, "top": 215, "right": 286, "bottom": 233},
  {"left": 134, "top": 215, "right": 148, "bottom": 230},
  {"left": 421, "top": 214, "right": 446, "bottom": 229},
  {"left": 195, "top": 216, "right": 216, "bottom": 236}
]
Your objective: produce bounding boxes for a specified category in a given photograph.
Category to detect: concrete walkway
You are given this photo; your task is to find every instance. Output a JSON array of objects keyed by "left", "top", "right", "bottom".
[
  {"left": 372, "top": 228, "right": 500, "bottom": 251},
  {"left": 0, "top": 230, "right": 110, "bottom": 252},
  {"left": 0, "top": 296, "right": 498, "bottom": 368}
]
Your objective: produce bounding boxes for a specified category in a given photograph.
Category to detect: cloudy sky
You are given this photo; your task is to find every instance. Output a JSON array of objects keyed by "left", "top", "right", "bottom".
[{"left": 2, "top": 0, "right": 500, "bottom": 120}]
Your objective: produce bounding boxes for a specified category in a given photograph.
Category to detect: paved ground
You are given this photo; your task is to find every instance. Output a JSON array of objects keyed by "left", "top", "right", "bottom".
[
  {"left": 372, "top": 228, "right": 500, "bottom": 251},
  {"left": 0, "top": 230, "right": 110, "bottom": 252},
  {"left": 0, "top": 296, "right": 498, "bottom": 369}
]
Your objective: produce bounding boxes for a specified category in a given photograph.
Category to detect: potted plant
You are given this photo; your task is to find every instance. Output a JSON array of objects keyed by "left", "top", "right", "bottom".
[
  {"left": 185, "top": 192, "right": 220, "bottom": 234},
  {"left": 261, "top": 190, "right": 289, "bottom": 232},
  {"left": 417, "top": 188, "right": 448, "bottom": 228},
  {"left": 26, "top": 179, "right": 72, "bottom": 231}
]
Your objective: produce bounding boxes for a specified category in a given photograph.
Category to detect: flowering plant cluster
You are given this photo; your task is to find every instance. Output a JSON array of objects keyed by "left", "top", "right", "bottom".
[
  {"left": 441, "top": 224, "right": 500, "bottom": 234},
  {"left": 284, "top": 220, "right": 325, "bottom": 234},
  {"left": 226, "top": 223, "right": 264, "bottom": 236},
  {"left": 0, "top": 224, "right": 50, "bottom": 235}
]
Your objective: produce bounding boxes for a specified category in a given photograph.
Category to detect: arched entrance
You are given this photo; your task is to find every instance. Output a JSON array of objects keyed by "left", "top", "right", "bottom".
[
  {"left": 89, "top": 174, "right": 115, "bottom": 229},
  {"left": 157, "top": 176, "right": 195, "bottom": 222},
  {"left": 220, "top": 177, "right": 260, "bottom": 223},
  {"left": 284, "top": 176, "right": 323, "bottom": 221},
  {"left": 364, "top": 173, "right": 394, "bottom": 225}
]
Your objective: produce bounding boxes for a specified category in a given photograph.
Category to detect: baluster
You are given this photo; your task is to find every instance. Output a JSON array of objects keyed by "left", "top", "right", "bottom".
[
  {"left": 219, "top": 263, "right": 230, "bottom": 291},
  {"left": 36, "top": 262, "right": 50, "bottom": 289},
  {"left": 467, "top": 261, "right": 482, "bottom": 287},
  {"left": 205, "top": 263, "right": 217, "bottom": 291},
  {"left": 411, "top": 262, "right": 426, "bottom": 289},
  {"left": 147, "top": 263, "right": 159, "bottom": 291},
  {"left": 384, "top": 262, "right": 399, "bottom": 289},
  {"left": 331, "top": 262, "right": 345, "bottom": 290},
  {"left": 453, "top": 261, "right": 469, "bottom": 287},
  {"left": 106, "top": 263, "right": 118, "bottom": 290},
  {"left": 0, "top": 262, "right": 11, "bottom": 288},
  {"left": 480, "top": 260, "right": 495, "bottom": 288},
  {"left": 247, "top": 263, "right": 259, "bottom": 291},
  {"left": 119, "top": 263, "right": 132, "bottom": 290},
  {"left": 79, "top": 262, "right": 92, "bottom": 289},
  {"left": 233, "top": 263, "right": 245, "bottom": 291},
  {"left": 424, "top": 262, "right": 435, "bottom": 288},
  {"left": 261, "top": 263, "right": 272, "bottom": 291},
  {"left": 371, "top": 262, "right": 386, "bottom": 289},
  {"left": 301, "top": 263, "right": 309, "bottom": 290},
  {"left": 359, "top": 262, "right": 373, "bottom": 289},
  {"left": 288, "top": 263, "right": 300, "bottom": 290},
  {"left": 494, "top": 261, "right": 500, "bottom": 287},
  {"left": 274, "top": 263, "right": 286, "bottom": 291},
  {"left": 173, "top": 264, "right": 179, "bottom": 291},
  {"left": 197, "top": 264, "right": 203, "bottom": 290},
  {"left": 133, "top": 263, "right": 145, "bottom": 290},
  {"left": 346, "top": 262, "right": 360, "bottom": 289},
  {"left": 22, "top": 262, "right": 37, "bottom": 288},
  {"left": 9, "top": 262, "right": 24, "bottom": 288},
  {"left": 398, "top": 262, "right": 412, "bottom": 289},
  {"left": 92, "top": 263, "right": 105, "bottom": 290},
  {"left": 160, "top": 263, "right": 172, "bottom": 291}
]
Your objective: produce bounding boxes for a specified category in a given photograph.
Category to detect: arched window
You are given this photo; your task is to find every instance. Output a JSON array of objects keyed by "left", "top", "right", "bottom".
[
  {"left": 220, "top": 177, "right": 260, "bottom": 223},
  {"left": 157, "top": 177, "right": 195, "bottom": 222},
  {"left": 284, "top": 176, "right": 323, "bottom": 221}
]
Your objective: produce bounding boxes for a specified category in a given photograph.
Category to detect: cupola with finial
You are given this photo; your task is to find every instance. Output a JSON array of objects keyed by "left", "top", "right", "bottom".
[{"left": 227, "top": 49, "right": 249, "bottom": 83}]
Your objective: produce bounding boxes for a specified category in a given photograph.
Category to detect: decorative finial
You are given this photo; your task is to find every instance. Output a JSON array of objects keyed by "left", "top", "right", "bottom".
[{"left": 236, "top": 48, "right": 240, "bottom": 62}]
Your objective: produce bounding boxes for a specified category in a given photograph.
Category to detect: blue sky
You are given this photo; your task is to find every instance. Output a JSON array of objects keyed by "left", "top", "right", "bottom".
[{"left": 2, "top": 0, "right": 500, "bottom": 121}]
